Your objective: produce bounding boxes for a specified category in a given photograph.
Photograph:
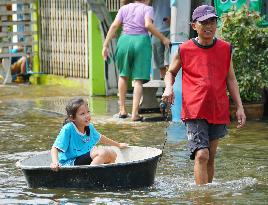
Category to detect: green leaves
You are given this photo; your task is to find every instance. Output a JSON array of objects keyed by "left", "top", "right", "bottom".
[{"left": 219, "top": 6, "right": 268, "bottom": 103}]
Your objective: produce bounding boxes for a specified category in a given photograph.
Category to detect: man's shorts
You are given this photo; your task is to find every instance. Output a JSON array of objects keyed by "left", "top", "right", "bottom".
[
  {"left": 152, "top": 31, "right": 170, "bottom": 70},
  {"left": 116, "top": 34, "right": 152, "bottom": 82},
  {"left": 185, "top": 119, "right": 228, "bottom": 160},
  {"left": 11, "top": 57, "right": 25, "bottom": 75}
]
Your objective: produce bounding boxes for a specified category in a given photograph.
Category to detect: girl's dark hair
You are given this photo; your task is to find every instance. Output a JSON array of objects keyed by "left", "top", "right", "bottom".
[
  {"left": 64, "top": 98, "right": 90, "bottom": 136},
  {"left": 64, "top": 98, "right": 86, "bottom": 125}
]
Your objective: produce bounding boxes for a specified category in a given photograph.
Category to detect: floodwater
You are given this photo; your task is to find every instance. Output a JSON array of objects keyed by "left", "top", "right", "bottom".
[{"left": 0, "top": 84, "right": 267, "bottom": 204}]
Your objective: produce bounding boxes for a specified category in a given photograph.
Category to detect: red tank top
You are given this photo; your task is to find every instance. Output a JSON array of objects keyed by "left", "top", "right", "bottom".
[{"left": 180, "top": 38, "right": 231, "bottom": 124}]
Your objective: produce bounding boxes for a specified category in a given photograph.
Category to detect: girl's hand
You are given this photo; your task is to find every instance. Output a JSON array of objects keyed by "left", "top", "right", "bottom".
[
  {"left": 118, "top": 143, "right": 128, "bottom": 149},
  {"left": 50, "top": 162, "right": 59, "bottom": 172}
]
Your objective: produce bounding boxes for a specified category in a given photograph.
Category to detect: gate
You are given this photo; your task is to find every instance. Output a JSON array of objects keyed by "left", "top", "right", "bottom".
[
  {"left": 105, "top": 0, "right": 121, "bottom": 11},
  {"left": 39, "top": 0, "right": 88, "bottom": 78}
]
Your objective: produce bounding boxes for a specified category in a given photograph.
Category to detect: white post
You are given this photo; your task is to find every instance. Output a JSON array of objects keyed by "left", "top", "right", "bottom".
[
  {"left": 169, "top": 0, "right": 191, "bottom": 122},
  {"left": 170, "top": 0, "right": 191, "bottom": 42}
]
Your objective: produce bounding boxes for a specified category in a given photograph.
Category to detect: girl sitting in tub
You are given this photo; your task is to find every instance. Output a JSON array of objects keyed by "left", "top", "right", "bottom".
[{"left": 50, "top": 97, "right": 128, "bottom": 171}]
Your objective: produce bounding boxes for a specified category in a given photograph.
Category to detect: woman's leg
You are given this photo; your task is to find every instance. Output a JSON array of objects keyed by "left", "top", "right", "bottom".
[
  {"left": 131, "top": 79, "right": 143, "bottom": 120},
  {"left": 90, "top": 147, "right": 117, "bottom": 165},
  {"left": 118, "top": 76, "right": 128, "bottom": 115}
]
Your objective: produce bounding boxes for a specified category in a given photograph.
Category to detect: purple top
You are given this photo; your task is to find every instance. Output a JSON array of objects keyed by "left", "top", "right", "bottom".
[{"left": 115, "top": 2, "right": 154, "bottom": 35}]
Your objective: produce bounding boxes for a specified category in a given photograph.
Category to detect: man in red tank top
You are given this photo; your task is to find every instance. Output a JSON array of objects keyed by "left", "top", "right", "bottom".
[{"left": 163, "top": 5, "right": 246, "bottom": 185}]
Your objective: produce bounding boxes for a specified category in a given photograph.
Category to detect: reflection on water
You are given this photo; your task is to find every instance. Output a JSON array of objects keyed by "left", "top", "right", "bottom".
[{"left": 0, "top": 84, "right": 268, "bottom": 204}]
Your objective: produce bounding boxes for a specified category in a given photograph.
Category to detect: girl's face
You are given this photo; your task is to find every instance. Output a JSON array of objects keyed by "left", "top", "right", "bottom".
[
  {"left": 192, "top": 17, "right": 217, "bottom": 40},
  {"left": 72, "top": 103, "right": 91, "bottom": 127}
]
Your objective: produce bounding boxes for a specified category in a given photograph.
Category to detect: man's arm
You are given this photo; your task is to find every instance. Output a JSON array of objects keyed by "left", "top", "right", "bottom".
[
  {"left": 162, "top": 49, "right": 181, "bottom": 104},
  {"left": 227, "top": 58, "right": 246, "bottom": 128}
]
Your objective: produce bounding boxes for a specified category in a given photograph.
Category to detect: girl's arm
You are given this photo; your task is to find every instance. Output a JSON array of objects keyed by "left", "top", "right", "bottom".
[
  {"left": 144, "top": 17, "right": 170, "bottom": 48},
  {"left": 102, "top": 19, "right": 122, "bottom": 60},
  {"left": 50, "top": 146, "right": 60, "bottom": 171},
  {"left": 99, "top": 135, "right": 128, "bottom": 148}
]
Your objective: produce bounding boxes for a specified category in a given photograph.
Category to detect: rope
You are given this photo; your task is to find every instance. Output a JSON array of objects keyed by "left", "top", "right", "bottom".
[{"left": 158, "top": 100, "right": 172, "bottom": 162}]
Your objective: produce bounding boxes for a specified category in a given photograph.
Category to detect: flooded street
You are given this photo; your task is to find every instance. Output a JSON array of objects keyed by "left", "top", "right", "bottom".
[{"left": 0, "top": 84, "right": 268, "bottom": 204}]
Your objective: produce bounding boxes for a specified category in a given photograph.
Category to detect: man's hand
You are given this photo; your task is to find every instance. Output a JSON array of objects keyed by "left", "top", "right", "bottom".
[
  {"left": 163, "top": 16, "right": 171, "bottom": 25},
  {"left": 236, "top": 106, "right": 246, "bottom": 128},
  {"left": 162, "top": 37, "right": 171, "bottom": 49},
  {"left": 162, "top": 87, "right": 174, "bottom": 105}
]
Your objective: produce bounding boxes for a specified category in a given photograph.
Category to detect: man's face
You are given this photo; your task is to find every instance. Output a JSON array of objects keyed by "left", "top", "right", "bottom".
[{"left": 192, "top": 17, "right": 217, "bottom": 40}]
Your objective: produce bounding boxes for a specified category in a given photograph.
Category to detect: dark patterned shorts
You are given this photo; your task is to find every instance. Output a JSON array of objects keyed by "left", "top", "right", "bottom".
[{"left": 185, "top": 119, "right": 228, "bottom": 160}]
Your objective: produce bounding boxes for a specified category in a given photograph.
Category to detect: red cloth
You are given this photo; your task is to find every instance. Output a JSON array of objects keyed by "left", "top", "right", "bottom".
[{"left": 180, "top": 38, "right": 231, "bottom": 124}]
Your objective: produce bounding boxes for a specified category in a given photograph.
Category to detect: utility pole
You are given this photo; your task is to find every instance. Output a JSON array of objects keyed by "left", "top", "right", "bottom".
[
  {"left": 170, "top": 0, "right": 191, "bottom": 42},
  {"left": 169, "top": 0, "right": 191, "bottom": 122}
]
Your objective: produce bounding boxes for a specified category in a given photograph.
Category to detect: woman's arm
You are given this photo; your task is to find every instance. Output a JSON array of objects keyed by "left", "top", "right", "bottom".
[
  {"left": 99, "top": 135, "right": 128, "bottom": 148},
  {"left": 102, "top": 19, "right": 122, "bottom": 60}
]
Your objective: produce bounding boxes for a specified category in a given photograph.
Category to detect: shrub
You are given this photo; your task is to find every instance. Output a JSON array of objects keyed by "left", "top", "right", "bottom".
[{"left": 218, "top": 6, "right": 268, "bottom": 103}]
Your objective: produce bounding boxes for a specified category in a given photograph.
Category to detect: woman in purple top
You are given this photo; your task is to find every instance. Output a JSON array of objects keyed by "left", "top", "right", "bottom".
[{"left": 102, "top": 0, "right": 170, "bottom": 121}]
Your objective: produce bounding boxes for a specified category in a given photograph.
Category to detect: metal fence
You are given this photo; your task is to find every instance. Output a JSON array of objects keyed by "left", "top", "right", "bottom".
[{"left": 105, "top": 0, "right": 121, "bottom": 11}]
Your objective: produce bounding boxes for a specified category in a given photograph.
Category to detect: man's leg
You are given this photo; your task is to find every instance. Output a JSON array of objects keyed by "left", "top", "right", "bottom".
[
  {"left": 194, "top": 148, "right": 209, "bottom": 185},
  {"left": 152, "top": 36, "right": 165, "bottom": 80},
  {"left": 20, "top": 57, "right": 27, "bottom": 75},
  {"left": 11, "top": 62, "right": 21, "bottom": 76},
  {"left": 131, "top": 79, "right": 143, "bottom": 120},
  {"left": 118, "top": 76, "right": 128, "bottom": 115},
  {"left": 186, "top": 119, "right": 210, "bottom": 185},
  {"left": 207, "top": 139, "right": 219, "bottom": 183}
]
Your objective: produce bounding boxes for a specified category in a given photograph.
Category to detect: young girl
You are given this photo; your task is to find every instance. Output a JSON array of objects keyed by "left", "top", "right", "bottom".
[
  {"left": 102, "top": 0, "right": 170, "bottom": 121},
  {"left": 50, "top": 98, "right": 128, "bottom": 171}
]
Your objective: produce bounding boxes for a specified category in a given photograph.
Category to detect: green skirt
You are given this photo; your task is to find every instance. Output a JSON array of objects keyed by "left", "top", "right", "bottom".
[{"left": 116, "top": 34, "right": 152, "bottom": 82}]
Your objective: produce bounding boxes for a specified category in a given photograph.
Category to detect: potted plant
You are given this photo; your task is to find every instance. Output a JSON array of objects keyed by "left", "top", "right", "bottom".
[{"left": 218, "top": 6, "right": 268, "bottom": 119}]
